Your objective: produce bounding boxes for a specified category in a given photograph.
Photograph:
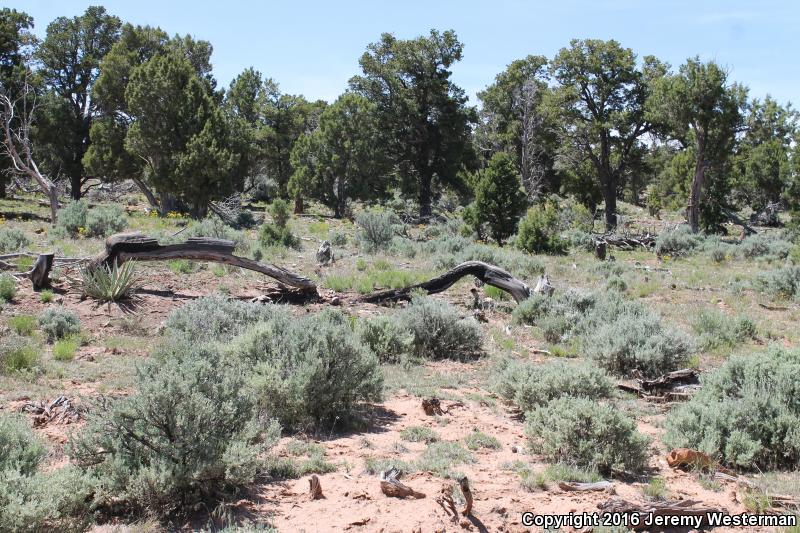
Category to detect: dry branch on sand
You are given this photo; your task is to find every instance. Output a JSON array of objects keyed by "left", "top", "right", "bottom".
[{"left": 379, "top": 468, "right": 425, "bottom": 499}]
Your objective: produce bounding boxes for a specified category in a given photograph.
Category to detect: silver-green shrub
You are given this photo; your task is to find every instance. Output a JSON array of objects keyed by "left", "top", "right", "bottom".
[
  {"left": 84, "top": 205, "right": 128, "bottom": 237},
  {"left": 753, "top": 264, "right": 800, "bottom": 299},
  {"left": 493, "top": 359, "right": 614, "bottom": 412},
  {"left": 69, "top": 344, "right": 279, "bottom": 517},
  {"left": 229, "top": 309, "right": 383, "bottom": 431},
  {"left": 525, "top": 397, "right": 649, "bottom": 474},
  {"left": 397, "top": 295, "right": 483, "bottom": 361},
  {"left": 165, "top": 296, "right": 287, "bottom": 344},
  {"left": 692, "top": 310, "right": 757, "bottom": 351},
  {"left": 37, "top": 307, "right": 81, "bottom": 342},
  {"left": 0, "top": 228, "right": 31, "bottom": 253},
  {"left": 356, "top": 209, "right": 395, "bottom": 251},
  {"left": 654, "top": 225, "right": 704, "bottom": 257},
  {"left": 356, "top": 315, "right": 414, "bottom": 364},
  {"left": 664, "top": 347, "right": 800, "bottom": 470}
]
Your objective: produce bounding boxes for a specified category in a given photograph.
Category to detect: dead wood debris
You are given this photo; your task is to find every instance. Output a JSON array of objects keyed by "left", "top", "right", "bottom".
[
  {"left": 379, "top": 468, "right": 425, "bottom": 499},
  {"left": 617, "top": 368, "right": 700, "bottom": 402},
  {"left": 598, "top": 498, "right": 720, "bottom": 528},
  {"left": 308, "top": 474, "right": 324, "bottom": 500},
  {"left": 558, "top": 480, "right": 614, "bottom": 492},
  {"left": 19, "top": 396, "right": 83, "bottom": 426}
]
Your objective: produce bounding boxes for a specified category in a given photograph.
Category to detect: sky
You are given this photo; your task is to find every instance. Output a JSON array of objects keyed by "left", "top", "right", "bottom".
[{"left": 12, "top": 0, "right": 800, "bottom": 107}]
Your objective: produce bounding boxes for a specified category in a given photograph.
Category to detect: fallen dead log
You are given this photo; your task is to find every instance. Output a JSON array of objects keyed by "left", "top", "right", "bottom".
[
  {"left": 20, "top": 396, "right": 83, "bottom": 426},
  {"left": 30, "top": 253, "right": 54, "bottom": 290},
  {"left": 666, "top": 448, "right": 715, "bottom": 471},
  {"left": 361, "top": 261, "right": 532, "bottom": 304},
  {"left": 92, "top": 232, "right": 317, "bottom": 293},
  {"left": 593, "top": 233, "right": 656, "bottom": 251},
  {"left": 558, "top": 480, "right": 613, "bottom": 492},
  {"left": 598, "top": 498, "right": 720, "bottom": 528},
  {"left": 380, "top": 469, "right": 425, "bottom": 499},
  {"left": 640, "top": 368, "right": 699, "bottom": 393}
]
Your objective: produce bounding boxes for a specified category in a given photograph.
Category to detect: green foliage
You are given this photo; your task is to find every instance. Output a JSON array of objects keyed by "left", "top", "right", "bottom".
[
  {"left": 350, "top": 29, "right": 475, "bottom": 217},
  {"left": 0, "top": 228, "right": 30, "bottom": 253},
  {"left": 8, "top": 314, "right": 35, "bottom": 336},
  {"left": 664, "top": 347, "right": 800, "bottom": 469},
  {"left": 400, "top": 426, "right": 439, "bottom": 443},
  {"left": 463, "top": 431, "right": 501, "bottom": 451},
  {"left": 39, "top": 290, "right": 54, "bottom": 303},
  {"left": 512, "top": 290, "right": 692, "bottom": 378},
  {"left": 37, "top": 307, "right": 81, "bottom": 342},
  {"left": 692, "top": 310, "right": 757, "bottom": 351},
  {"left": 516, "top": 201, "right": 566, "bottom": 254},
  {"left": 69, "top": 343, "right": 280, "bottom": 517},
  {"left": 753, "top": 265, "right": 800, "bottom": 299},
  {"left": 164, "top": 295, "right": 285, "bottom": 344},
  {"left": 355, "top": 209, "right": 395, "bottom": 251},
  {"left": 525, "top": 397, "right": 649, "bottom": 474},
  {"left": 737, "top": 233, "right": 792, "bottom": 261},
  {"left": 79, "top": 261, "right": 139, "bottom": 302},
  {"left": 259, "top": 209, "right": 300, "bottom": 249},
  {"left": 186, "top": 216, "right": 250, "bottom": 253},
  {"left": 654, "top": 225, "right": 704, "bottom": 257},
  {"left": 0, "top": 274, "right": 15, "bottom": 302},
  {"left": 0, "top": 333, "right": 38, "bottom": 373},
  {"left": 0, "top": 413, "right": 45, "bottom": 476},
  {"left": 492, "top": 358, "right": 615, "bottom": 412},
  {"left": 228, "top": 309, "right": 383, "bottom": 431},
  {"left": 85, "top": 205, "right": 128, "bottom": 236},
  {"left": 472, "top": 152, "right": 528, "bottom": 244},
  {"left": 397, "top": 295, "right": 483, "bottom": 361},
  {"left": 268, "top": 199, "right": 291, "bottom": 228},
  {"left": 356, "top": 315, "right": 414, "bottom": 364},
  {"left": 415, "top": 441, "right": 474, "bottom": 478},
  {"left": 289, "top": 93, "right": 389, "bottom": 217},
  {"left": 54, "top": 199, "right": 89, "bottom": 236},
  {"left": 52, "top": 337, "right": 79, "bottom": 362}
]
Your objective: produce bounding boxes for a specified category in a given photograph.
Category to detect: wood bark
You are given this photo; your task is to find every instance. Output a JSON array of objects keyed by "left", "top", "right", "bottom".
[
  {"left": 459, "top": 477, "right": 473, "bottom": 516},
  {"left": 598, "top": 497, "right": 719, "bottom": 529},
  {"left": 30, "top": 253, "right": 54, "bottom": 290},
  {"left": 688, "top": 134, "right": 706, "bottom": 233},
  {"left": 361, "top": 261, "right": 532, "bottom": 304},
  {"left": 308, "top": 474, "right": 323, "bottom": 500},
  {"left": 559, "top": 481, "right": 613, "bottom": 492},
  {"left": 93, "top": 233, "right": 317, "bottom": 292},
  {"left": 379, "top": 469, "right": 425, "bottom": 499}
]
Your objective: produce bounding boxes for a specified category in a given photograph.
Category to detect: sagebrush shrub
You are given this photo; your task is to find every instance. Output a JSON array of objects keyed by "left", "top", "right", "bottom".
[
  {"left": 515, "top": 202, "right": 567, "bottom": 255},
  {"left": 259, "top": 224, "right": 300, "bottom": 249},
  {"left": 0, "top": 228, "right": 31, "bottom": 253},
  {"left": 0, "top": 413, "right": 95, "bottom": 531},
  {"left": 356, "top": 315, "right": 414, "bottom": 364},
  {"left": 692, "top": 310, "right": 757, "bottom": 351},
  {"left": 414, "top": 441, "right": 474, "bottom": 478},
  {"left": 397, "top": 295, "right": 483, "bottom": 361},
  {"left": 85, "top": 204, "right": 128, "bottom": 237},
  {"left": 525, "top": 397, "right": 649, "bottom": 474},
  {"left": 165, "top": 296, "right": 287, "bottom": 344},
  {"left": 492, "top": 359, "right": 614, "bottom": 412},
  {"left": 0, "top": 274, "right": 15, "bottom": 302},
  {"left": 228, "top": 309, "right": 383, "bottom": 430},
  {"left": 187, "top": 216, "right": 251, "bottom": 253},
  {"left": 753, "top": 265, "right": 800, "bottom": 299},
  {"left": 654, "top": 225, "right": 704, "bottom": 257},
  {"left": 356, "top": 209, "right": 395, "bottom": 251},
  {"left": 69, "top": 344, "right": 280, "bottom": 516},
  {"left": 268, "top": 199, "right": 291, "bottom": 228},
  {"left": 55, "top": 200, "right": 89, "bottom": 237},
  {"left": 737, "top": 233, "right": 792, "bottom": 261},
  {"left": 0, "top": 333, "right": 38, "bottom": 373},
  {"left": 37, "top": 307, "right": 81, "bottom": 342},
  {"left": 664, "top": 347, "right": 800, "bottom": 470},
  {"left": 513, "top": 289, "right": 692, "bottom": 378}
]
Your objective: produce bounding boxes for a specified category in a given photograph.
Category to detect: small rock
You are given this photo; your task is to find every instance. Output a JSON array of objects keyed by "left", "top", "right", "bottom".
[{"left": 511, "top": 445, "right": 519, "bottom": 453}]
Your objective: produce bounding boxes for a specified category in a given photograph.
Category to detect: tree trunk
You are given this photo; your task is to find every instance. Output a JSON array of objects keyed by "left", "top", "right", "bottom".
[
  {"left": 70, "top": 173, "right": 82, "bottom": 200},
  {"left": 0, "top": 176, "right": 5, "bottom": 199},
  {"left": 688, "top": 141, "right": 706, "bottom": 233},
  {"left": 132, "top": 177, "right": 160, "bottom": 213},
  {"left": 602, "top": 177, "right": 617, "bottom": 231},
  {"left": 293, "top": 194, "right": 304, "bottom": 214},
  {"left": 419, "top": 172, "right": 433, "bottom": 219}
]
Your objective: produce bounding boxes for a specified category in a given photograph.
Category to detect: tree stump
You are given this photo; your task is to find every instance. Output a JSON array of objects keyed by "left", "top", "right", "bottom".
[
  {"left": 379, "top": 469, "right": 425, "bottom": 499},
  {"left": 316, "top": 240, "right": 334, "bottom": 265},
  {"left": 460, "top": 476, "right": 473, "bottom": 516},
  {"left": 594, "top": 240, "right": 607, "bottom": 261},
  {"left": 30, "top": 253, "right": 54, "bottom": 290},
  {"left": 422, "top": 398, "right": 444, "bottom": 416}
]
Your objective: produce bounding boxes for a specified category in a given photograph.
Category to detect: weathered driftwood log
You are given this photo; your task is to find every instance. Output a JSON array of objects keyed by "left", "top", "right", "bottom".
[
  {"left": 316, "top": 240, "right": 334, "bottom": 265},
  {"left": 593, "top": 233, "right": 656, "bottom": 251},
  {"left": 618, "top": 368, "right": 700, "bottom": 401},
  {"left": 308, "top": 474, "right": 323, "bottom": 500},
  {"left": 30, "top": 253, "right": 54, "bottom": 290},
  {"left": 640, "top": 368, "right": 699, "bottom": 393},
  {"left": 559, "top": 480, "right": 613, "bottom": 492},
  {"left": 380, "top": 469, "right": 425, "bottom": 499},
  {"left": 598, "top": 498, "right": 720, "bottom": 529},
  {"left": 93, "top": 233, "right": 317, "bottom": 292},
  {"left": 361, "top": 261, "right": 532, "bottom": 304}
]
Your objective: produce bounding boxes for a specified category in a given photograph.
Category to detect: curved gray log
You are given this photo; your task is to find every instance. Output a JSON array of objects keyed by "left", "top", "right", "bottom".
[
  {"left": 94, "top": 232, "right": 317, "bottom": 292},
  {"left": 361, "top": 261, "right": 532, "bottom": 303}
]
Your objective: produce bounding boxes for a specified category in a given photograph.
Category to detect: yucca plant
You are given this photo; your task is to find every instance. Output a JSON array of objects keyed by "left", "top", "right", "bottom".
[{"left": 79, "top": 261, "right": 139, "bottom": 302}]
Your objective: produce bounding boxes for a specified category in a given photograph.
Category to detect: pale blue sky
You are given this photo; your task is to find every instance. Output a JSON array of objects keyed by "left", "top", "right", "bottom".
[{"left": 14, "top": 0, "right": 800, "bottom": 107}]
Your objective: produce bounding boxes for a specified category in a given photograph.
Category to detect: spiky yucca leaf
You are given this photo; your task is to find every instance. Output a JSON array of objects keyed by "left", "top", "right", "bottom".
[{"left": 79, "top": 261, "right": 139, "bottom": 302}]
